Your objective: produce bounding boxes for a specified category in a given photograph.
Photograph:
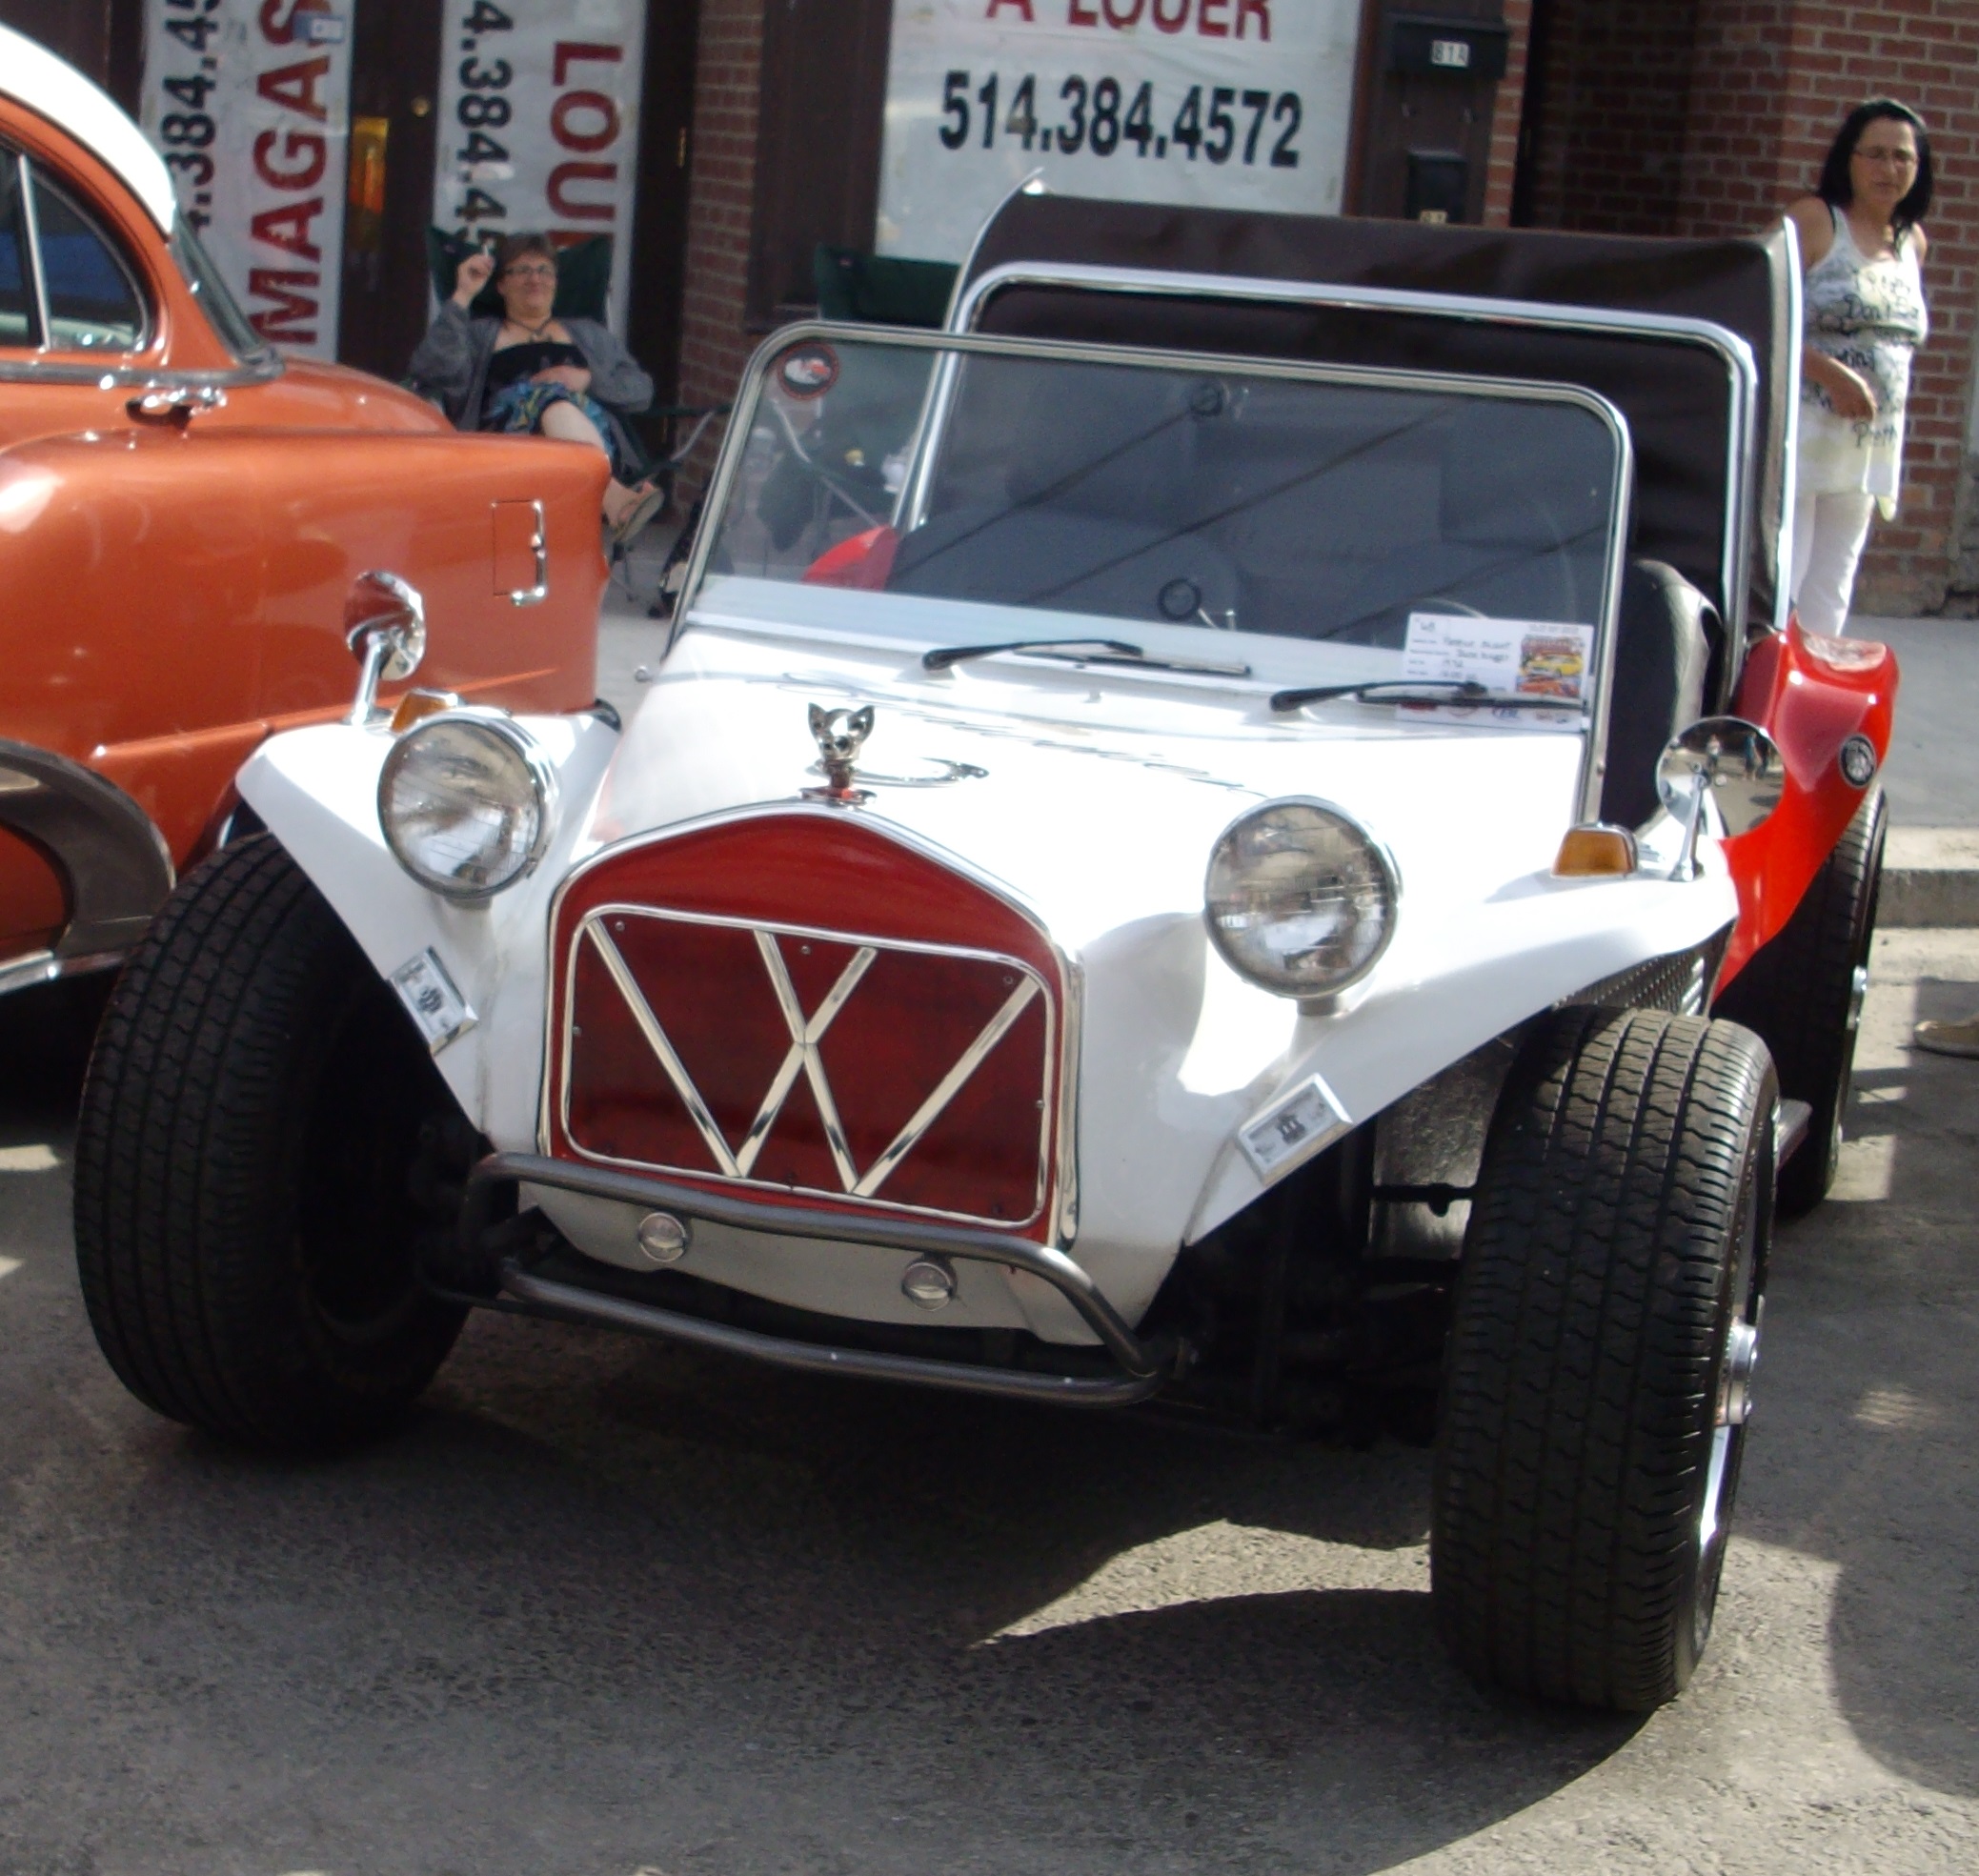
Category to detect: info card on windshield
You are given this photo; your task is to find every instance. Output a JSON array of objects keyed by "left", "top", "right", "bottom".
[{"left": 1402, "top": 615, "right": 1594, "bottom": 728}]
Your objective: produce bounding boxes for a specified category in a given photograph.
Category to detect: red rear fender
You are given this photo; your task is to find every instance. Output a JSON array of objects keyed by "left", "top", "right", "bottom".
[{"left": 1717, "top": 621, "right": 1897, "bottom": 986}]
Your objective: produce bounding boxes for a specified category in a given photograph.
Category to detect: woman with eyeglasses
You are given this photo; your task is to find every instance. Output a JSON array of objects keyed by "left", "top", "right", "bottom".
[
  {"left": 411, "top": 231, "right": 664, "bottom": 543},
  {"left": 1785, "top": 100, "right": 1932, "bottom": 636}
]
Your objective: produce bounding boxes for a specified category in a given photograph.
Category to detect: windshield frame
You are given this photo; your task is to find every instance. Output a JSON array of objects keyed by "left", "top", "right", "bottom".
[{"left": 676, "top": 320, "right": 1634, "bottom": 820}]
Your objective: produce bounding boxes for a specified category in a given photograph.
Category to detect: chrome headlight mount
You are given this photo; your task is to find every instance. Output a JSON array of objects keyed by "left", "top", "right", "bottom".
[
  {"left": 377, "top": 708, "right": 556, "bottom": 900},
  {"left": 1204, "top": 798, "right": 1399, "bottom": 999}
]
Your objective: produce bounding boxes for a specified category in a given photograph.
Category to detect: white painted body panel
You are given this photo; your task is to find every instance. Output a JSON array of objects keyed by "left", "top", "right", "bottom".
[
  {"left": 0, "top": 24, "right": 177, "bottom": 232},
  {"left": 242, "top": 599, "right": 1737, "bottom": 1341}
]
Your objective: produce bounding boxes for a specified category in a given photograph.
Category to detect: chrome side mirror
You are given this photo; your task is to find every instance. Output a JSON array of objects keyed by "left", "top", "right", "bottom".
[
  {"left": 344, "top": 570, "right": 427, "bottom": 725},
  {"left": 1657, "top": 716, "right": 1785, "bottom": 879}
]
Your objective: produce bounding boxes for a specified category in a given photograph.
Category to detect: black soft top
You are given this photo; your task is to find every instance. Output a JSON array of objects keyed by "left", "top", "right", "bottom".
[{"left": 955, "top": 194, "right": 1795, "bottom": 648}]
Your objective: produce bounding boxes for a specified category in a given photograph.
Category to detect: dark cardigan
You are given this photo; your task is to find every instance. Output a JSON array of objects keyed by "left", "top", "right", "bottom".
[{"left": 408, "top": 300, "right": 654, "bottom": 462}]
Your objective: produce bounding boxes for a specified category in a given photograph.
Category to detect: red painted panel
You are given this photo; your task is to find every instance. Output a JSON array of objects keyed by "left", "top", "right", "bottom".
[{"left": 1717, "top": 621, "right": 1898, "bottom": 987}]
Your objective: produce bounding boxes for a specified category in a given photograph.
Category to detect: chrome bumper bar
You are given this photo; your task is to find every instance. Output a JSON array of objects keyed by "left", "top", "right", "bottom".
[{"left": 457, "top": 1153, "right": 1182, "bottom": 1407}]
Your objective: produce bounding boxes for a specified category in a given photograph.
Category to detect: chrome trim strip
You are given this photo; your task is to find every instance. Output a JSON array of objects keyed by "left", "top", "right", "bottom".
[
  {"left": 559, "top": 900, "right": 1057, "bottom": 1229},
  {"left": 464, "top": 1150, "right": 1175, "bottom": 1386},
  {"left": 748, "top": 929, "right": 872, "bottom": 1185},
  {"left": 855, "top": 975, "right": 1039, "bottom": 1199},
  {"left": 952, "top": 259, "right": 1760, "bottom": 653},
  {"left": 584, "top": 919, "right": 741, "bottom": 1177},
  {"left": 17, "top": 155, "right": 50, "bottom": 347},
  {"left": 1773, "top": 216, "right": 1804, "bottom": 640},
  {"left": 0, "top": 355, "right": 286, "bottom": 388},
  {"left": 540, "top": 799, "right": 1085, "bottom": 1243}
]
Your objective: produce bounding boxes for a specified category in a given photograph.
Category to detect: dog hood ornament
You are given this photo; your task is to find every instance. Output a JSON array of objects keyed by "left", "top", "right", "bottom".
[{"left": 805, "top": 703, "right": 874, "bottom": 805}]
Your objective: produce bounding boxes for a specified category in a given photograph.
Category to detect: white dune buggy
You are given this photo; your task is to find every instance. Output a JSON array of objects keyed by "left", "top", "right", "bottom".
[{"left": 76, "top": 198, "right": 1898, "bottom": 1713}]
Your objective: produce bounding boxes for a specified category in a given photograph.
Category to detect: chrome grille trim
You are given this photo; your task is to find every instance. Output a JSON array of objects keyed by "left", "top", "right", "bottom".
[{"left": 556, "top": 902, "right": 1058, "bottom": 1231}]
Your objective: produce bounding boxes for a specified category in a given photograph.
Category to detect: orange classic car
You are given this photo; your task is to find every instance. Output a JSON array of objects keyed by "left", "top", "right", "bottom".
[{"left": 0, "top": 25, "right": 606, "bottom": 999}]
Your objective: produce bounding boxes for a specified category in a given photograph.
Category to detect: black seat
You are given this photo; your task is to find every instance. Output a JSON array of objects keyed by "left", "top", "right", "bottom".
[{"left": 1600, "top": 558, "right": 1715, "bottom": 829}]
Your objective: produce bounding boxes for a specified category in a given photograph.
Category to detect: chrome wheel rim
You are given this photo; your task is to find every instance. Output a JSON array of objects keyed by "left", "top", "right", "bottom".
[{"left": 1694, "top": 1139, "right": 1767, "bottom": 1644}]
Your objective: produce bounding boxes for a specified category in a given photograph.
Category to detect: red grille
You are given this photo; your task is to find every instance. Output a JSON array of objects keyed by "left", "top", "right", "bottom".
[{"left": 547, "top": 812, "right": 1065, "bottom": 1231}]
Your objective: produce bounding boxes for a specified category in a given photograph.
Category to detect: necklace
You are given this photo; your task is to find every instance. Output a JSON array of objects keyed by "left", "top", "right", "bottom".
[{"left": 505, "top": 313, "right": 557, "bottom": 341}]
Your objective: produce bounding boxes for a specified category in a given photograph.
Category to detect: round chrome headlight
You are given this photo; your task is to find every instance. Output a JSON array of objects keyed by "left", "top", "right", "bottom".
[
  {"left": 1204, "top": 799, "right": 1398, "bottom": 997},
  {"left": 377, "top": 712, "right": 555, "bottom": 899}
]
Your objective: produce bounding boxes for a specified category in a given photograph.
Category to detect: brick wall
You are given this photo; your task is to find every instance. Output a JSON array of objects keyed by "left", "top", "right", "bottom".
[
  {"left": 1533, "top": 0, "right": 1979, "bottom": 615},
  {"left": 1483, "top": 0, "right": 1535, "bottom": 225},
  {"left": 1517, "top": 1, "right": 1701, "bottom": 232}
]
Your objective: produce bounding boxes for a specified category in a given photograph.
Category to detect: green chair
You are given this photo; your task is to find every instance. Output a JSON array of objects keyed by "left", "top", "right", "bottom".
[{"left": 813, "top": 247, "right": 959, "bottom": 328}]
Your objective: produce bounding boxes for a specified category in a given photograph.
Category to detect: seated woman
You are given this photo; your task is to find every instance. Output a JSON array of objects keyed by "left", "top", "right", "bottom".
[{"left": 410, "top": 232, "right": 663, "bottom": 541}]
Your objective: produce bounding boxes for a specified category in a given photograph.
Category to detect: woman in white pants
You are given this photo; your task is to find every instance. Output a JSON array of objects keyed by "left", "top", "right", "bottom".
[{"left": 1787, "top": 101, "right": 1932, "bottom": 636}]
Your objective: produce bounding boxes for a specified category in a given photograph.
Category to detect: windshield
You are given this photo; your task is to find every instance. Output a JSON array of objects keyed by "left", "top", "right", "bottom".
[{"left": 697, "top": 333, "right": 1625, "bottom": 675}]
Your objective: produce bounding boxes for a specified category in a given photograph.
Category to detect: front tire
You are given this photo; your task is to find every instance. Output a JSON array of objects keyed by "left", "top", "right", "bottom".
[
  {"left": 73, "top": 836, "right": 468, "bottom": 1452},
  {"left": 1432, "top": 1008, "right": 1774, "bottom": 1711}
]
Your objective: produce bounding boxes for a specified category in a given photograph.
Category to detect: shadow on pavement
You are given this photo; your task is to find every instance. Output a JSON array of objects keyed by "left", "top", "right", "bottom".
[{"left": 1743, "top": 964, "right": 1979, "bottom": 1804}]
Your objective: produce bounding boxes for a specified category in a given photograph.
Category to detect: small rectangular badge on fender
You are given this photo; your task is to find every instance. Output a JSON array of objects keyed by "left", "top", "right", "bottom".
[
  {"left": 391, "top": 948, "right": 476, "bottom": 1053},
  {"left": 1239, "top": 1073, "right": 1352, "bottom": 1181}
]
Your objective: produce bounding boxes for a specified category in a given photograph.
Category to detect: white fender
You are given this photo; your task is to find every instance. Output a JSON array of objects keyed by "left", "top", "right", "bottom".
[{"left": 236, "top": 716, "right": 617, "bottom": 1148}]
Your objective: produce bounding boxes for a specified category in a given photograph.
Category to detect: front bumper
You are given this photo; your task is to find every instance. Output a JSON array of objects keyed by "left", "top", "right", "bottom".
[{"left": 453, "top": 1152, "right": 1185, "bottom": 1407}]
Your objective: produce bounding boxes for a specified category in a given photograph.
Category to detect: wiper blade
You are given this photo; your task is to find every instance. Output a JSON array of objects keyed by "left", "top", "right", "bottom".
[
  {"left": 924, "top": 636, "right": 1250, "bottom": 677},
  {"left": 1270, "top": 677, "right": 1586, "bottom": 714}
]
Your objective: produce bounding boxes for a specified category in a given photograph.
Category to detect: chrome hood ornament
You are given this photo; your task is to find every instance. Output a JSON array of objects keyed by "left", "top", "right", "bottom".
[{"left": 805, "top": 703, "right": 875, "bottom": 805}]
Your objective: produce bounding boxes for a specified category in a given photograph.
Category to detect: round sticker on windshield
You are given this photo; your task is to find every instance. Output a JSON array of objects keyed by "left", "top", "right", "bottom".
[{"left": 777, "top": 342, "right": 839, "bottom": 399}]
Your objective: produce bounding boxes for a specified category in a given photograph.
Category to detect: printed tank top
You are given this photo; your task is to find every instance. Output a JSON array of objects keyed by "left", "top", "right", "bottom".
[{"left": 1799, "top": 207, "right": 1928, "bottom": 514}]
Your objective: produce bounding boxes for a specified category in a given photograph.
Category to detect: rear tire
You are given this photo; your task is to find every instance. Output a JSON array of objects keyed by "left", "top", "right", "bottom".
[
  {"left": 1714, "top": 788, "right": 1885, "bottom": 1217},
  {"left": 73, "top": 836, "right": 468, "bottom": 1452},
  {"left": 1432, "top": 1008, "right": 1774, "bottom": 1711}
]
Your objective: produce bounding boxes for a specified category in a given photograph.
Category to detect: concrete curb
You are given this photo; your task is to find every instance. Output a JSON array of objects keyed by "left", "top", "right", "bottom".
[{"left": 1883, "top": 829, "right": 1979, "bottom": 928}]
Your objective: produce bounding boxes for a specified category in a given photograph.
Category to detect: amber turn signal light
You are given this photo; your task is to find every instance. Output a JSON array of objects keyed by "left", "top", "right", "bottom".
[
  {"left": 1552, "top": 824, "right": 1638, "bottom": 877},
  {"left": 390, "top": 688, "right": 462, "bottom": 734}
]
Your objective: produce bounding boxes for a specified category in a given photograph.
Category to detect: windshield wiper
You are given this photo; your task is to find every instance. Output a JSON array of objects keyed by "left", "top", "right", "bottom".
[
  {"left": 925, "top": 636, "right": 1250, "bottom": 676},
  {"left": 1270, "top": 677, "right": 1586, "bottom": 714}
]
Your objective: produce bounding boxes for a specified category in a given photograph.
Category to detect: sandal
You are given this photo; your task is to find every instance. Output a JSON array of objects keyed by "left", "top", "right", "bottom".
[{"left": 609, "top": 482, "right": 667, "bottom": 547}]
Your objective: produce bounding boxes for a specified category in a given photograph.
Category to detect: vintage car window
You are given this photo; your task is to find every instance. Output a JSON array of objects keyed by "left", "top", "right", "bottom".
[
  {"left": 169, "top": 220, "right": 271, "bottom": 364},
  {"left": 0, "top": 152, "right": 34, "bottom": 347},
  {"left": 30, "top": 171, "right": 146, "bottom": 352},
  {"left": 701, "top": 338, "right": 1623, "bottom": 662}
]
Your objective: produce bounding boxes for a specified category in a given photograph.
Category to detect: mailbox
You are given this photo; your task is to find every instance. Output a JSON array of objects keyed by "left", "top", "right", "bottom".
[{"left": 1405, "top": 151, "right": 1471, "bottom": 224}]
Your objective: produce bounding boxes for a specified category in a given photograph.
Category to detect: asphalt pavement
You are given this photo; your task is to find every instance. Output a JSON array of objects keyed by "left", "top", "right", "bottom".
[
  {"left": 6, "top": 584, "right": 1976, "bottom": 1872},
  {"left": 2, "top": 919, "right": 1976, "bottom": 1874}
]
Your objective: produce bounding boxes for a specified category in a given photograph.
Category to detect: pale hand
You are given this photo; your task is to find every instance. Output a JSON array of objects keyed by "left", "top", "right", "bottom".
[
  {"left": 452, "top": 251, "right": 494, "bottom": 306},
  {"left": 531, "top": 364, "right": 591, "bottom": 393},
  {"left": 1814, "top": 355, "right": 1877, "bottom": 422}
]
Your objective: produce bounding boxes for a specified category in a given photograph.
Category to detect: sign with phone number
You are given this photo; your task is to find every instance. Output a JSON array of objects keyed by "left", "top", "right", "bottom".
[
  {"left": 430, "top": 0, "right": 645, "bottom": 333},
  {"left": 877, "top": 0, "right": 1363, "bottom": 264},
  {"left": 141, "top": 0, "right": 353, "bottom": 358}
]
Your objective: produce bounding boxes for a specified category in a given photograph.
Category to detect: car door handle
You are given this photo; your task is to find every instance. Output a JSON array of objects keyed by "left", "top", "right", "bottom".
[
  {"left": 126, "top": 385, "right": 227, "bottom": 426},
  {"left": 510, "top": 499, "right": 548, "bottom": 607}
]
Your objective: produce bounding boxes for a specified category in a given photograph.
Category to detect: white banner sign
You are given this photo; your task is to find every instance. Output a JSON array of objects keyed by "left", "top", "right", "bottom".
[
  {"left": 141, "top": 0, "right": 352, "bottom": 357},
  {"left": 431, "top": 0, "right": 646, "bottom": 333},
  {"left": 878, "top": 0, "right": 1363, "bottom": 262}
]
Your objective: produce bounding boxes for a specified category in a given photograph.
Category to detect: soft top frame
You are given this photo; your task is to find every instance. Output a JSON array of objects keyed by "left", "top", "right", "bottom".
[{"left": 951, "top": 194, "right": 1797, "bottom": 685}]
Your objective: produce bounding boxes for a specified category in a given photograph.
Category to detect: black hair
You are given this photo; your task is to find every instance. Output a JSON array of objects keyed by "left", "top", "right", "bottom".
[{"left": 1818, "top": 99, "right": 1933, "bottom": 239}]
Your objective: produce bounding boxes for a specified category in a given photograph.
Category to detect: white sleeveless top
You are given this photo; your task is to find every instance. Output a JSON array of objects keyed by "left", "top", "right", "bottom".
[{"left": 1799, "top": 207, "right": 1929, "bottom": 515}]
